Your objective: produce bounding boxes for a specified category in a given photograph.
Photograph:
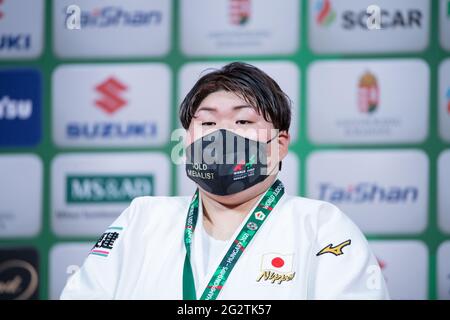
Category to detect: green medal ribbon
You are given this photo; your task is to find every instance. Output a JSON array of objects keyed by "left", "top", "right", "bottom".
[{"left": 182, "top": 179, "right": 285, "bottom": 300}]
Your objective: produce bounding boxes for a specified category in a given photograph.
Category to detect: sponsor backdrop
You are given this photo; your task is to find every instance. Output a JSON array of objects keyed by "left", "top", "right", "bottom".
[{"left": 0, "top": 0, "right": 449, "bottom": 300}]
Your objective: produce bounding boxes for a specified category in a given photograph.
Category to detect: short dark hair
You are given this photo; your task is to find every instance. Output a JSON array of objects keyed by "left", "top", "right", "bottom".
[{"left": 179, "top": 62, "right": 292, "bottom": 132}]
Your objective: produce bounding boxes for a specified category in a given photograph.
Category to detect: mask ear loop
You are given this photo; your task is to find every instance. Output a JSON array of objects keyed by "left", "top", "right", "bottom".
[
  {"left": 265, "top": 132, "right": 282, "bottom": 171},
  {"left": 266, "top": 133, "right": 279, "bottom": 144}
]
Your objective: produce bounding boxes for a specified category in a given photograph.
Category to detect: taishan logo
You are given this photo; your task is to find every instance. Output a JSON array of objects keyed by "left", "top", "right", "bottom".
[
  {"left": 95, "top": 77, "right": 128, "bottom": 114},
  {"left": 318, "top": 182, "right": 419, "bottom": 204},
  {"left": 75, "top": 6, "right": 163, "bottom": 29},
  {"left": 229, "top": 0, "right": 251, "bottom": 26},
  {"left": 358, "top": 71, "right": 379, "bottom": 114}
]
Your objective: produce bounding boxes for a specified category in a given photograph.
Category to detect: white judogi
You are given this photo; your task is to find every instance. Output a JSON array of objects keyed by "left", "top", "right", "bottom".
[{"left": 60, "top": 192, "right": 389, "bottom": 300}]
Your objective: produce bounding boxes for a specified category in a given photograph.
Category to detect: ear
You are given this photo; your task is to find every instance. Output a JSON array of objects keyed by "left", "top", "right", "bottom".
[
  {"left": 267, "top": 130, "right": 290, "bottom": 172},
  {"left": 277, "top": 130, "right": 290, "bottom": 162}
]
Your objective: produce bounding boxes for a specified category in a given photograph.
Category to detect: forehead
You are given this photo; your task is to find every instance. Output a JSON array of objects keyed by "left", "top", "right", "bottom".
[{"left": 196, "top": 90, "right": 258, "bottom": 115}]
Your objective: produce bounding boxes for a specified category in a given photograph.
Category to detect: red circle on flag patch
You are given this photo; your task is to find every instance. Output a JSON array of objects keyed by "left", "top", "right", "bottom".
[{"left": 271, "top": 257, "right": 284, "bottom": 268}]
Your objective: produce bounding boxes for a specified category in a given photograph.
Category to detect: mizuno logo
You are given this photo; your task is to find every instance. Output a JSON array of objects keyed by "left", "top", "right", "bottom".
[{"left": 316, "top": 239, "right": 351, "bottom": 256}]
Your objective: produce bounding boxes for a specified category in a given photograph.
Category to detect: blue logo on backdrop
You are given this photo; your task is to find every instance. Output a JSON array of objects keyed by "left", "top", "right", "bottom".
[
  {"left": 0, "top": 1, "right": 32, "bottom": 52},
  {"left": 64, "top": 6, "right": 163, "bottom": 29},
  {"left": 318, "top": 182, "right": 419, "bottom": 204},
  {"left": 0, "top": 69, "right": 42, "bottom": 147},
  {"left": 0, "top": 34, "right": 31, "bottom": 52}
]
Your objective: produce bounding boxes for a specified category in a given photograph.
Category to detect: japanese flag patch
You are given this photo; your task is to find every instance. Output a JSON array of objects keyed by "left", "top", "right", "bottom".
[{"left": 257, "top": 253, "right": 296, "bottom": 284}]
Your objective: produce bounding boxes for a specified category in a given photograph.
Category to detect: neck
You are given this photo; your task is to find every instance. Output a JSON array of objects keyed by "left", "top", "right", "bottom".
[{"left": 200, "top": 188, "right": 267, "bottom": 241}]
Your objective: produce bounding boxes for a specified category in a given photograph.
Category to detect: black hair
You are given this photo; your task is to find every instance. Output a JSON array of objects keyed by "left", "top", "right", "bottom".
[{"left": 179, "top": 62, "right": 292, "bottom": 132}]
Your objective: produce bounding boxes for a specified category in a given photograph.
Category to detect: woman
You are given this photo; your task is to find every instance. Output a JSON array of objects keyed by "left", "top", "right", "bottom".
[{"left": 61, "top": 62, "right": 389, "bottom": 300}]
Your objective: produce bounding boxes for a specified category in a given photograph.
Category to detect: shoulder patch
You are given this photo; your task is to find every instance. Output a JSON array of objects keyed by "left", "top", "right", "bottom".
[
  {"left": 316, "top": 239, "right": 351, "bottom": 257},
  {"left": 90, "top": 226, "right": 123, "bottom": 258}
]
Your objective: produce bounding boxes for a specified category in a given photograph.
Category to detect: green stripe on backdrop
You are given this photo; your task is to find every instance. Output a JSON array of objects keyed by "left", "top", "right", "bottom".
[{"left": 0, "top": 0, "right": 448, "bottom": 300}]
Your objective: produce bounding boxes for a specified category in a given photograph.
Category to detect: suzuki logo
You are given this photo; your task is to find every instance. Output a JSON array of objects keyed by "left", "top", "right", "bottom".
[{"left": 95, "top": 77, "right": 128, "bottom": 114}]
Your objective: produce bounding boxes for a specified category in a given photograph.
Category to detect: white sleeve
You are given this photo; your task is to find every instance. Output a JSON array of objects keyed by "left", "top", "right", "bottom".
[
  {"left": 307, "top": 202, "right": 390, "bottom": 300},
  {"left": 60, "top": 199, "right": 136, "bottom": 300}
]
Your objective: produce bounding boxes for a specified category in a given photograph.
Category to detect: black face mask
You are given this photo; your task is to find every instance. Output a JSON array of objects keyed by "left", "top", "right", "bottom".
[{"left": 185, "top": 129, "right": 277, "bottom": 196}]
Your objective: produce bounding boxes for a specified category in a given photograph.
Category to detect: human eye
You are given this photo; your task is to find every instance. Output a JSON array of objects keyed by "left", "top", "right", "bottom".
[
  {"left": 201, "top": 121, "right": 216, "bottom": 126},
  {"left": 236, "top": 120, "right": 253, "bottom": 125}
]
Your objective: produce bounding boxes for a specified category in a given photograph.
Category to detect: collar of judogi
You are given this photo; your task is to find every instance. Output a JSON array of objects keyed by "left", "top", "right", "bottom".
[{"left": 182, "top": 179, "right": 285, "bottom": 300}]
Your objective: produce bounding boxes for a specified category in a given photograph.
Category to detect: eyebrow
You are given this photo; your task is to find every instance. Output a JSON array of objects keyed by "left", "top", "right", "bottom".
[{"left": 196, "top": 105, "right": 255, "bottom": 113}]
